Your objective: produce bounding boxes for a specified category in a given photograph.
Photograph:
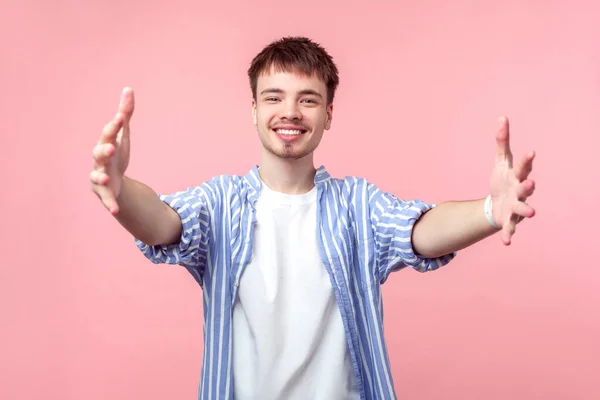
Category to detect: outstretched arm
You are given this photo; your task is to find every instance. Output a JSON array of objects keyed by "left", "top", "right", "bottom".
[
  {"left": 90, "top": 87, "right": 182, "bottom": 246},
  {"left": 412, "top": 117, "right": 536, "bottom": 258}
]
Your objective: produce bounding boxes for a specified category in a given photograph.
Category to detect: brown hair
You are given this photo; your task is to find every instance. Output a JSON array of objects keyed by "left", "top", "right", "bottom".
[{"left": 247, "top": 36, "right": 340, "bottom": 105}]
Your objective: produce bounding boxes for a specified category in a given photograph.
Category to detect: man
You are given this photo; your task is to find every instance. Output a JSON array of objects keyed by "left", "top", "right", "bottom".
[{"left": 90, "top": 37, "right": 536, "bottom": 400}]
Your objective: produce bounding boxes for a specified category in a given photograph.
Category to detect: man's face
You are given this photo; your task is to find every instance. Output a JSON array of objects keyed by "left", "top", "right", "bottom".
[{"left": 252, "top": 67, "right": 333, "bottom": 161}]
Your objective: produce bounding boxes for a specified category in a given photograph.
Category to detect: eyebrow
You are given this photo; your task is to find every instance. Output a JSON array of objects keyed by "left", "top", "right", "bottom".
[{"left": 260, "top": 88, "right": 323, "bottom": 99}]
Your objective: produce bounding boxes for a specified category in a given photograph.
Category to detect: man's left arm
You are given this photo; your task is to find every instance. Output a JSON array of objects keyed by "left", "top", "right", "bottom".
[{"left": 412, "top": 117, "right": 536, "bottom": 259}]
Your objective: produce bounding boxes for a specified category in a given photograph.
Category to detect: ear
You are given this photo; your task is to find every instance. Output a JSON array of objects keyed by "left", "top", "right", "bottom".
[
  {"left": 325, "top": 103, "right": 333, "bottom": 130},
  {"left": 252, "top": 98, "right": 257, "bottom": 126}
]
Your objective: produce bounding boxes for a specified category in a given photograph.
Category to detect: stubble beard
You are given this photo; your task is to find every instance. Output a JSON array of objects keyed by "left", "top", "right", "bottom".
[
  {"left": 271, "top": 142, "right": 315, "bottom": 160},
  {"left": 259, "top": 128, "right": 319, "bottom": 161}
]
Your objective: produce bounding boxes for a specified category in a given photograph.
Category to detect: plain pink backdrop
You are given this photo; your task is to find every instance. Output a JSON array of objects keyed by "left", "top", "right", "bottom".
[{"left": 1, "top": 0, "right": 598, "bottom": 399}]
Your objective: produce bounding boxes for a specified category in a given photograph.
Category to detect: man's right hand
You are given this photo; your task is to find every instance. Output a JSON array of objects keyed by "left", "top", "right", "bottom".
[{"left": 90, "top": 87, "right": 135, "bottom": 215}]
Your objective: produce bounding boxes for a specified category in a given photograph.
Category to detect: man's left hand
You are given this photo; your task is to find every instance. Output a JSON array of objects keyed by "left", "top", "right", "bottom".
[{"left": 490, "top": 117, "right": 537, "bottom": 245}]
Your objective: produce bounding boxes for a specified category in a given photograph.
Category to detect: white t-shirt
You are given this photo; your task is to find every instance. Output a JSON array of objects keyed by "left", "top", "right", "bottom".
[{"left": 232, "top": 181, "right": 360, "bottom": 400}]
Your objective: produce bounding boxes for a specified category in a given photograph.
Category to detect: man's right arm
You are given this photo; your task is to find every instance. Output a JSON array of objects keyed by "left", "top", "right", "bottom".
[
  {"left": 90, "top": 87, "right": 183, "bottom": 248},
  {"left": 114, "top": 176, "right": 183, "bottom": 246},
  {"left": 92, "top": 87, "right": 209, "bottom": 281}
]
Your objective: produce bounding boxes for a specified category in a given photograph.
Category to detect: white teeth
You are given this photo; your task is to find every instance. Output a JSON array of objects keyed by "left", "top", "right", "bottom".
[{"left": 276, "top": 129, "right": 303, "bottom": 135}]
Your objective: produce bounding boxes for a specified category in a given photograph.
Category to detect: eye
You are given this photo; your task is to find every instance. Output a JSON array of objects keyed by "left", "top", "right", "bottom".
[
  {"left": 301, "top": 99, "right": 317, "bottom": 104},
  {"left": 264, "top": 97, "right": 279, "bottom": 102}
]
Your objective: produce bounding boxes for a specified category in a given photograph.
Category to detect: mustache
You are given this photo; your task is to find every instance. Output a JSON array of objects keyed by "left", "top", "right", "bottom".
[{"left": 269, "top": 123, "right": 310, "bottom": 130}]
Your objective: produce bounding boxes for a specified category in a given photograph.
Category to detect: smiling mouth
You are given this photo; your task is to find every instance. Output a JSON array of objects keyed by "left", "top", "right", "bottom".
[{"left": 273, "top": 128, "right": 307, "bottom": 136}]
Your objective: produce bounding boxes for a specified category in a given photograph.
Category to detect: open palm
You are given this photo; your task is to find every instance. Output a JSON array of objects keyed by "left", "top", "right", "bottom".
[
  {"left": 490, "top": 117, "right": 536, "bottom": 245},
  {"left": 90, "top": 87, "right": 135, "bottom": 215}
]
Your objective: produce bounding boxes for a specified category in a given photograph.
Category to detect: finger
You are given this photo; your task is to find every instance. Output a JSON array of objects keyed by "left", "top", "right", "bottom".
[
  {"left": 119, "top": 87, "right": 135, "bottom": 124},
  {"left": 93, "top": 185, "right": 119, "bottom": 215},
  {"left": 514, "top": 151, "right": 535, "bottom": 182},
  {"left": 495, "top": 116, "right": 513, "bottom": 165},
  {"left": 116, "top": 87, "right": 135, "bottom": 141},
  {"left": 89, "top": 170, "right": 110, "bottom": 185},
  {"left": 98, "top": 114, "right": 124, "bottom": 145},
  {"left": 92, "top": 143, "right": 115, "bottom": 165},
  {"left": 513, "top": 201, "right": 536, "bottom": 219},
  {"left": 502, "top": 219, "right": 516, "bottom": 246},
  {"left": 101, "top": 192, "right": 119, "bottom": 215},
  {"left": 515, "top": 179, "right": 535, "bottom": 200}
]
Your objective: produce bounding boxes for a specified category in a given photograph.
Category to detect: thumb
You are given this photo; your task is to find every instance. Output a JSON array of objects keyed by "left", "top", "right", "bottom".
[
  {"left": 118, "top": 87, "right": 135, "bottom": 123},
  {"left": 495, "top": 116, "right": 512, "bottom": 165}
]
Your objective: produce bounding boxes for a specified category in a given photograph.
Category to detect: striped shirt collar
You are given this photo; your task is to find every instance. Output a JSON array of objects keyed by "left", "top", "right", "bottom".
[{"left": 243, "top": 165, "right": 332, "bottom": 203}]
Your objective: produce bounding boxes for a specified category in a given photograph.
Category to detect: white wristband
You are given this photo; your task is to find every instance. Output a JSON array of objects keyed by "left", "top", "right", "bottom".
[{"left": 484, "top": 195, "right": 500, "bottom": 229}]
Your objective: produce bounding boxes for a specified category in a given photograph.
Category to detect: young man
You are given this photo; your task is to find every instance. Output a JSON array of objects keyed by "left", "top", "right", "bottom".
[{"left": 90, "top": 37, "right": 536, "bottom": 400}]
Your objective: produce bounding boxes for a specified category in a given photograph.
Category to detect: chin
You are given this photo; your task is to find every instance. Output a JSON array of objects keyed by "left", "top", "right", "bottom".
[
  {"left": 276, "top": 148, "right": 310, "bottom": 160},
  {"left": 263, "top": 144, "right": 313, "bottom": 161}
]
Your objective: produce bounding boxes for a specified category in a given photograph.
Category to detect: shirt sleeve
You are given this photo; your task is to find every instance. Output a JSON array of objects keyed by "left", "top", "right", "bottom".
[
  {"left": 135, "top": 184, "right": 214, "bottom": 286},
  {"left": 369, "top": 186, "right": 456, "bottom": 283}
]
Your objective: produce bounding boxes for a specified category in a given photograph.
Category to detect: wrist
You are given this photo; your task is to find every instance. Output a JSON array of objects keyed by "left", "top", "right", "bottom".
[
  {"left": 116, "top": 175, "right": 131, "bottom": 204},
  {"left": 484, "top": 195, "right": 501, "bottom": 229}
]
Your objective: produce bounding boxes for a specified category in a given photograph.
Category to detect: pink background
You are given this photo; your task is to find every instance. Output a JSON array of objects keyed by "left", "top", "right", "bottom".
[{"left": 1, "top": 0, "right": 598, "bottom": 399}]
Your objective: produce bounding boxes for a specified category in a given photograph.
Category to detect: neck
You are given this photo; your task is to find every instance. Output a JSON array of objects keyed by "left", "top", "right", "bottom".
[{"left": 258, "top": 149, "right": 316, "bottom": 195}]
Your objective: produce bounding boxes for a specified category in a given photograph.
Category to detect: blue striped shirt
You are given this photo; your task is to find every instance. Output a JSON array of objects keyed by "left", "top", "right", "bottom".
[{"left": 136, "top": 165, "right": 456, "bottom": 400}]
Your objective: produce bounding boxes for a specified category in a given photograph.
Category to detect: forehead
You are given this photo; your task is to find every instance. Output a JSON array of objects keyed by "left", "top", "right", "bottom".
[{"left": 256, "top": 66, "right": 327, "bottom": 95}]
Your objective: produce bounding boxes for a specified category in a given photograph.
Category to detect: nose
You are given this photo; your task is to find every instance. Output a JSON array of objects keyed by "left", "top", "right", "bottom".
[{"left": 281, "top": 101, "right": 302, "bottom": 121}]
